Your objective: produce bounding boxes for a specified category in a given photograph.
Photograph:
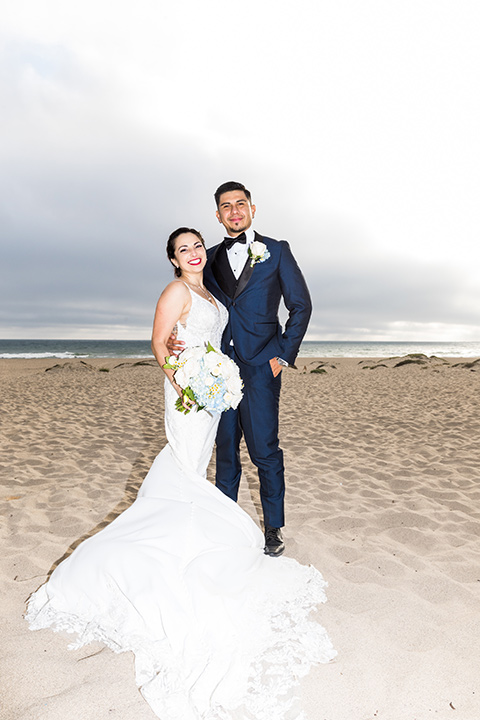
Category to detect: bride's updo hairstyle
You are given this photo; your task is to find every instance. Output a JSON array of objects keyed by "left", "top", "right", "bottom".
[{"left": 166, "top": 227, "right": 206, "bottom": 277}]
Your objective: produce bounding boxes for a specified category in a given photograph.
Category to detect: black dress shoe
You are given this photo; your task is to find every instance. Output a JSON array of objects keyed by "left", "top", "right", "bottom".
[{"left": 264, "top": 526, "right": 285, "bottom": 557}]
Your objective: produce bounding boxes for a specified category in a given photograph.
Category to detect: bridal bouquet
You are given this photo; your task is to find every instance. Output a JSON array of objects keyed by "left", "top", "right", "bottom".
[{"left": 164, "top": 342, "right": 243, "bottom": 415}]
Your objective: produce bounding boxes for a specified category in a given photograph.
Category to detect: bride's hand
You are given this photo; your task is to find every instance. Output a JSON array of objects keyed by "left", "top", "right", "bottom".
[
  {"left": 180, "top": 395, "right": 196, "bottom": 412},
  {"left": 174, "top": 385, "right": 197, "bottom": 413}
]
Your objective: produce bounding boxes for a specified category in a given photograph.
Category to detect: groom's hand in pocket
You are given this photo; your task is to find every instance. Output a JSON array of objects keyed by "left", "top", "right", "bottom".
[{"left": 269, "top": 357, "right": 283, "bottom": 377}]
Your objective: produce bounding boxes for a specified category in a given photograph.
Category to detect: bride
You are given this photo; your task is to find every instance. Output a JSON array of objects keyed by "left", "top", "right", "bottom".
[{"left": 26, "top": 228, "right": 336, "bottom": 720}]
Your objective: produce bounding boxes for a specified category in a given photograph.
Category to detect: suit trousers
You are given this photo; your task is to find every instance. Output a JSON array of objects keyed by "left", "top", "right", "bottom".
[{"left": 215, "top": 356, "right": 285, "bottom": 529}]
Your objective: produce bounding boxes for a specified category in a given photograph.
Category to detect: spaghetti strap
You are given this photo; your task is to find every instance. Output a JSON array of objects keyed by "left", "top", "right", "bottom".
[{"left": 181, "top": 280, "right": 218, "bottom": 310}]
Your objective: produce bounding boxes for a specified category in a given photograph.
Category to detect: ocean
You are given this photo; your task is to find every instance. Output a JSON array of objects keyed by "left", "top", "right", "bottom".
[{"left": 1, "top": 339, "right": 480, "bottom": 359}]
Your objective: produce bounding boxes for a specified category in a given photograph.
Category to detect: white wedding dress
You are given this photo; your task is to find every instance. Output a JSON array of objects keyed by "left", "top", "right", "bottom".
[{"left": 26, "top": 289, "right": 336, "bottom": 720}]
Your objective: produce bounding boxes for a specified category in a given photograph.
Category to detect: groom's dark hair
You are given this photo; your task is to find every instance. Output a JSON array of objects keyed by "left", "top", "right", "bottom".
[{"left": 214, "top": 181, "right": 252, "bottom": 207}]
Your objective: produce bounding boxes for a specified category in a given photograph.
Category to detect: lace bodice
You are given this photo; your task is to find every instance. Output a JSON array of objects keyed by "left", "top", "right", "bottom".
[{"left": 177, "top": 285, "right": 228, "bottom": 350}]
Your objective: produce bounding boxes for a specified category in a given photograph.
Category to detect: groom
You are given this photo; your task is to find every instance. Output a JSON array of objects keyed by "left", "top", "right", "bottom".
[{"left": 203, "top": 181, "right": 312, "bottom": 556}]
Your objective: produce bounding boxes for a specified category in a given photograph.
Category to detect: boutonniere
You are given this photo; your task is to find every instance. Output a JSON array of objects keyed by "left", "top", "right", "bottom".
[{"left": 248, "top": 241, "right": 271, "bottom": 268}]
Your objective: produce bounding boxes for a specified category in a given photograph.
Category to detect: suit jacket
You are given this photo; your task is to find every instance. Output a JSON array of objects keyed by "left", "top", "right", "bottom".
[{"left": 204, "top": 232, "right": 312, "bottom": 366}]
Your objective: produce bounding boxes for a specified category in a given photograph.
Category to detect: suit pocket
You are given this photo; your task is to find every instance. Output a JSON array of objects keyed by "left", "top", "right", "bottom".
[{"left": 254, "top": 320, "right": 278, "bottom": 329}]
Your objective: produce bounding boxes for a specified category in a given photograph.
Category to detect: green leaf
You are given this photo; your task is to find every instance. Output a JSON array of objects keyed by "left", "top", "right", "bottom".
[
  {"left": 206, "top": 342, "right": 215, "bottom": 353},
  {"left": 183, "top": 386, "right": 196, "bottom": 402},
  {"left": 175, "top": 397, "right": 189, "bottom": 414},
  {"left": 162, "top": 355, "right": 177, "bottom": 370},
  {"left": 174, "top": 386, "right": 199, "bottom": 414}
]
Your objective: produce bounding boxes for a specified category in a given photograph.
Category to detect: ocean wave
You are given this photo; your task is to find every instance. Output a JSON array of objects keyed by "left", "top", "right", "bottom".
[
  {"left": 0, "top": 352, "right": 89, "bottom": 359},
  {"left": 1, "top": 340, "right": 479, "bottom": 360}
]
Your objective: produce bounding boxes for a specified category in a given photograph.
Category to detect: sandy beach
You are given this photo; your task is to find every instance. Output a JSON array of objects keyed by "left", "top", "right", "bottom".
[{"left": 1, "top": 355, "right": 480, "bottom": 720}]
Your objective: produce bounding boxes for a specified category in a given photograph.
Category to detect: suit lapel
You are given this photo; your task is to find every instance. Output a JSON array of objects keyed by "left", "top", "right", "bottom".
[
  {"left": 209, "top": 232, "right": 266, "bottom": 300},
  {"left": 211, "top": 243, "right": 237, "bottom": 298},
  {"left": 234, "top": 257, "right": 254, "bottom": 298},
  {"left": 234, "top": 231, "right": 265, "bottom": 298}
]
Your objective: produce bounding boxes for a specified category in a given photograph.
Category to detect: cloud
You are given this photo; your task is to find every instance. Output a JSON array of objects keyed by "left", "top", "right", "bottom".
[
  {"left": 305, "top": 253, "right": 480, "bottom": 340},
  {"left": 2, "top": 1, "right": 480, "bottom": 341}
]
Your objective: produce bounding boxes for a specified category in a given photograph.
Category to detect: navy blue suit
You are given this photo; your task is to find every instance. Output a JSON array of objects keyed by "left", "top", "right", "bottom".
[{"left": 204, "top": 232, "right": 312, "bottom": 528}]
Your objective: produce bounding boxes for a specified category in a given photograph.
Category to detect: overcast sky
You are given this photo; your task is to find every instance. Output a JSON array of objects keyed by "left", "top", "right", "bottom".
[{"left": 1, "top": 1, "right": 479, "bottom": 341}]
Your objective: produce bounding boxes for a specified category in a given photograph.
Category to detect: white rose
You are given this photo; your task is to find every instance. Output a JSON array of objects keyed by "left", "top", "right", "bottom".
[
  {"left": 250, "top": 240, "right": 266, "bottom": 257},
  {"left": 230, "top": 392, "right": 242, "bottom": 409},
  {"left": 175, "top": 366, "right": 191, "bottom": 388},
  {"left": 187, "top": 357, "right": 202, "bottom": 377},
  {"left": 165, "top": 355, "right": 179, "bottom": 369},
  {"left": 204, "top": 351, "right": 222, "bottom": 371},
  {"left": 226, "top": 375, "right": 243, "bottom": 395},
  {"left": 220, "top": 360, "right": 236, "bottom": 379},
  {"left": 176, "top": 347, "right": 204, "bottom": 383},
  {"left": 180, "top": 346, "right": 203, "bottom": 363},
  {"left": 176, "top": 359, "right": 200, "bottom": 386}
]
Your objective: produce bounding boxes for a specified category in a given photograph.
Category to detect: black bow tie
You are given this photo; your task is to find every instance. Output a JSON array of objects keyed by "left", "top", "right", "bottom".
[{"left": 224, "top": 232, "right": 247, "bottom": 250}]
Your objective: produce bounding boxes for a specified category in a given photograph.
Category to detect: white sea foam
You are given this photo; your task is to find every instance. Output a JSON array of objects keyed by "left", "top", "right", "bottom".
[{"left": 0, "top": 352, "right": 89, "bottom": 359}]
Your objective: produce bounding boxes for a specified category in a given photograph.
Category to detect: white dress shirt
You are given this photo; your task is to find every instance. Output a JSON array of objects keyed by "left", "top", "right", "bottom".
[{"left": 225, "top": 226, "right": 255, "bottom": 279}]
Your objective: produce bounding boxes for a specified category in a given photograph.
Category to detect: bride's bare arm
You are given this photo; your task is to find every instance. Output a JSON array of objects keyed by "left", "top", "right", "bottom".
[{"left": 151, "top": 282, "right": 191, "bottom": 396}]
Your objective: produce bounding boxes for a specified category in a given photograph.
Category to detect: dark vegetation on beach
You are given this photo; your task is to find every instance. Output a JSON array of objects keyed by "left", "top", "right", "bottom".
[
  {"left": 303, "top": 354, "right": 480, "bottom": 374},
  {"left": 41, "top": 355, "right": 480, "bottom": 376},
  {"left": 359, "top": 354, "right": 480, "bottom": 372}
]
